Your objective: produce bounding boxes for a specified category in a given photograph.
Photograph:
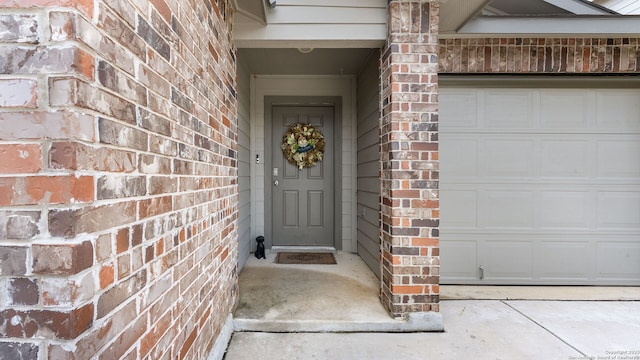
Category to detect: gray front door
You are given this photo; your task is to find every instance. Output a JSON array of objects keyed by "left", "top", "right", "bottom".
[{"left": 272, "top": 105, "right": 334, "bottom": 246}]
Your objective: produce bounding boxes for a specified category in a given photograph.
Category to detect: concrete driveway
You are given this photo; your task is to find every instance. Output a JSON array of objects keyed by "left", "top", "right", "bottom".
[
  {"left": 227, "top": 253, "right": 640, "bottom": 359},
  {"left": 224, "top": 299, "right": 640, "bottom": 360}
]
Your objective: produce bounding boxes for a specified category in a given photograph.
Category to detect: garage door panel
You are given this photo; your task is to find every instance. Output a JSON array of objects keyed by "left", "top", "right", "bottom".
[
  {"left": 536, "top": 241, "right": 592, "bottom": 280},
  {"left": 597, "top": 242, "right": 640, "bottom": 279},
  {"left": 483, "top": 241, "right": 533, "bottom": 279},
  {"left": 439, "top": 89, "right": 478, "bottom": 128},
  {"left": 441, "top": 86, "right": 640, "bottom": 285},
  {"left": 440, "top": 240, "right": 478, "bottom": 280},
  {"left": 597, "top": 140, "right": 640, "bottom": 178},
  {"left": 484, "top": 139, "right": 534, "bottom": 177},
  {"left": 597, "top": 90, "right": 640, "bottom": 131},
  {"left": 538, "top": 191, "right": 592, "bottom": 229},
  {"left": 441, "top": 190, "right": 477, "bottom": 228},
  {"left": 540, "top": 90, "right": 591, "bottom": 129},
  {"left": 440, "top": 138, "right": 478, "bottom": 177},
  {"left": 540, "top": 140, "right": 591, "bottom": 178},
  {"left": 482, "top": 190, "right": 534, "bottom": 229},
  {"left": 597, "top": 192, "right": 640, "bottom": 229},
  {"left": 484, "top": 90, "right": 535, "bottom": 128}
]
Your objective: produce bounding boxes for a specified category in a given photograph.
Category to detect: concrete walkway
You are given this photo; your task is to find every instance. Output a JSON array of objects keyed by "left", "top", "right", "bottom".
[
  {"left": 225, "top": 300, "right": 640, "bottom": 360},
  {"left": 226, "top": 253, "right": 640, "bottom": 359}
]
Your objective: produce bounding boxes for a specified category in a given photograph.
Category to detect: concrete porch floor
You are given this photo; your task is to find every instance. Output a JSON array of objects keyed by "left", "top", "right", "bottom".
[{"left": 233, "top": 251, "right": 443, "bottom": 332}]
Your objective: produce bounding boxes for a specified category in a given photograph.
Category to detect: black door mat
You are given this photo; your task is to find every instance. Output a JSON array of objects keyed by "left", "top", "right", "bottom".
[{"left": 275, "top": 252, "right": 337, "bottom": 265}]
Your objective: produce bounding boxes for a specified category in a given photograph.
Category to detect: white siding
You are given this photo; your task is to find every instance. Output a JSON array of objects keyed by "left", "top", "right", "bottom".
[
  {"left": 356, "top": 50, "right": 381, "bottom": 277},
  {"left": 234, "top": 0, "right": 387, "bottom": 48},
  {"left": 237, "top": 56, "right": 252, "bottom": 270}
]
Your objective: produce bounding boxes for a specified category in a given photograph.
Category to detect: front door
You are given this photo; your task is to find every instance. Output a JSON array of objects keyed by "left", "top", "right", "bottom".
[{"left": 271, "top": 105, "right": 334, "bottom": 246}]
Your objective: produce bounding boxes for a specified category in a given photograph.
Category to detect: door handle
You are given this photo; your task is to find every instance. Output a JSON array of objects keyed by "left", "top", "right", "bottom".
[{"left": 274, "top": 180, "right": 279, "bottom": 186}]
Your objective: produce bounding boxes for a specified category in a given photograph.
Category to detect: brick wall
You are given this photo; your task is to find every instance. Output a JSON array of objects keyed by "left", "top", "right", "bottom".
[
  {"left": 380, "top": 0, "right": 440, "bottom": 318},
  {"left": 0, "top": 0, "right": 238, "bottom": 359},
  {"left": 439, "top": 37, "right": 640, "bottom": 73}
]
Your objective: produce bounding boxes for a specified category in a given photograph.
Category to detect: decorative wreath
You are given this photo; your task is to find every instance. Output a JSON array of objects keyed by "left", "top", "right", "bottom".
[{"left": 281, "top": 123, "right": 325, "bottom": 170}]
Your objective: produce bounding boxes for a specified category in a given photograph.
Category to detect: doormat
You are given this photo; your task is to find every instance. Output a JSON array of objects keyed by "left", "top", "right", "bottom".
[{"left": 276, "top": 252, "right": 337, "bottom": 265}]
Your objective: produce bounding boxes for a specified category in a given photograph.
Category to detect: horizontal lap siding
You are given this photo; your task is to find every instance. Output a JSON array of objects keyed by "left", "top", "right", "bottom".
[
  {"left": 357, "top": 50, "right": 381, "bottom": 278},
  {"left": 237, "top": 57, "right": 252, "bottom": 270},
  {"left": 234, "top": 0, "right": 387, "bottom": 46}
]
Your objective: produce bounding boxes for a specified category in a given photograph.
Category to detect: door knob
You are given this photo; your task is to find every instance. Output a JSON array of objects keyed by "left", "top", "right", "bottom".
[{"left": 274, "top": 180, "right": 279, "bottom": 186}]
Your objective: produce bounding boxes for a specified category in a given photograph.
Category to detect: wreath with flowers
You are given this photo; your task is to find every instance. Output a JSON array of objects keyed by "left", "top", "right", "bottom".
[{"left": 281, "top": 123, "right": 325, "bottom": 170}]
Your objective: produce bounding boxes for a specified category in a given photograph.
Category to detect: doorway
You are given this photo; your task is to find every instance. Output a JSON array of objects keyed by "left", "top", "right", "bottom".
[
  {"left": 264, "top": 96, "right": 343, "bottom": 250},
  {"left": 270, "top": 105, "right": 335, "bottom": 246}
]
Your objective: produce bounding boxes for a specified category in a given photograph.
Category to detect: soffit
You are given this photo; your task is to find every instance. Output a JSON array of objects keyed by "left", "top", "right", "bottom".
[
  {"left": 238, "top": 48, "right": 375, "bottom": 76},
  {"left": 233, "top": 0, "right": 267, "bottom": 25},
  {"left": 439, "top": 0, "right": 620, "bottom": 36}
]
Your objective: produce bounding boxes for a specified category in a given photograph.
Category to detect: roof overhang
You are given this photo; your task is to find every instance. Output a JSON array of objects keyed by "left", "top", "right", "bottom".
[
  {"left": 444, "top": 15, "right": 640, "bottom": 38},
  {"left": 438, "top": 0, "right": 640, "bottom": 38}
]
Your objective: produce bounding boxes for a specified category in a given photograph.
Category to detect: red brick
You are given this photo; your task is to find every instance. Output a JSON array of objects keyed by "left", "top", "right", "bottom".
[
  {"left": 140, "top": 309, "right": 172, "bottom": 357},
  {"left": 179, "top": 327, "right": 198, "bottom": 360},
  {"left": 0, "top": 303, "right": 93, "bottom": 340},
  {"left": 97, "top": 315, "right": 147, "bottom": 360},
  {"left": 100, "top": 263, "right": 114, "bottom": 289},
  {"left": 40, "top": 273, "right": 94, "bottom": 306},
  {"left": 49, "top": 141, "right": 136, "bottom": 172},
  {"left": 116, "top": 228, "right": 129, "bottom": 254},
  {"left": 117, "top": 253, "right": 131, "bottom": 279},
  {"left": 0, "top": 175, "right": 94, "bottom": 206},
  {"left": 32, "top": 241, "right": 93, "bottom": 275},
  {"left": 97, "top": 270, "right": 146, "bottom": 318},
  {"left": 411, "top": 237, "right": 438, "bottom": 247},
  {"left": 411, "top": 199, "right": 439, "bottom": 209},
  {"left": 50, "top": 78, "right": 136, "bottom": 123},
  {"left": 139, "top": 196, "right": 172, "bottom": 219},
  {"left": 48, "top": 201, "right": 136, "bottom": 238},
  {"left": 0, "top": 144, "right": 41, "bottom": 173},
  {"left": 1, "top": 0, "right": 94, "bottom": 17},
  {"left": 391, "top": 285, "right": 425, "bottom": 294},
  {"left": 0, "top": 111, "right": 95, "bottom": 141},
  {"left": 150, "top": 0, "right": 172, "bottom": 23},
  {"left": 8, "top": 277, "right": 39, "bottom": 305}
]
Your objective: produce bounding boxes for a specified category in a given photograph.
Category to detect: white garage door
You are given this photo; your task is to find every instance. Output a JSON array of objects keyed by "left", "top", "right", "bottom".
[{"left": 440, "top": 83, "right": 640, "bottom": 285}]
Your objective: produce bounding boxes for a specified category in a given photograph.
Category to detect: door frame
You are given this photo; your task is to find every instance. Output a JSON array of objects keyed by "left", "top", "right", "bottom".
[
  {"left": 264, "top": 96, "right": 343, "bottom": 249},
  {"left": 250, "top": 75, "right": 357, "bottom": 252}
]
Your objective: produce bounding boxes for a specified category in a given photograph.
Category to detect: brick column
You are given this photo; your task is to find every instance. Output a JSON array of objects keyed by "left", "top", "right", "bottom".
[{"left": 379, "top": 0, "right": 440, "bottom": 319}]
